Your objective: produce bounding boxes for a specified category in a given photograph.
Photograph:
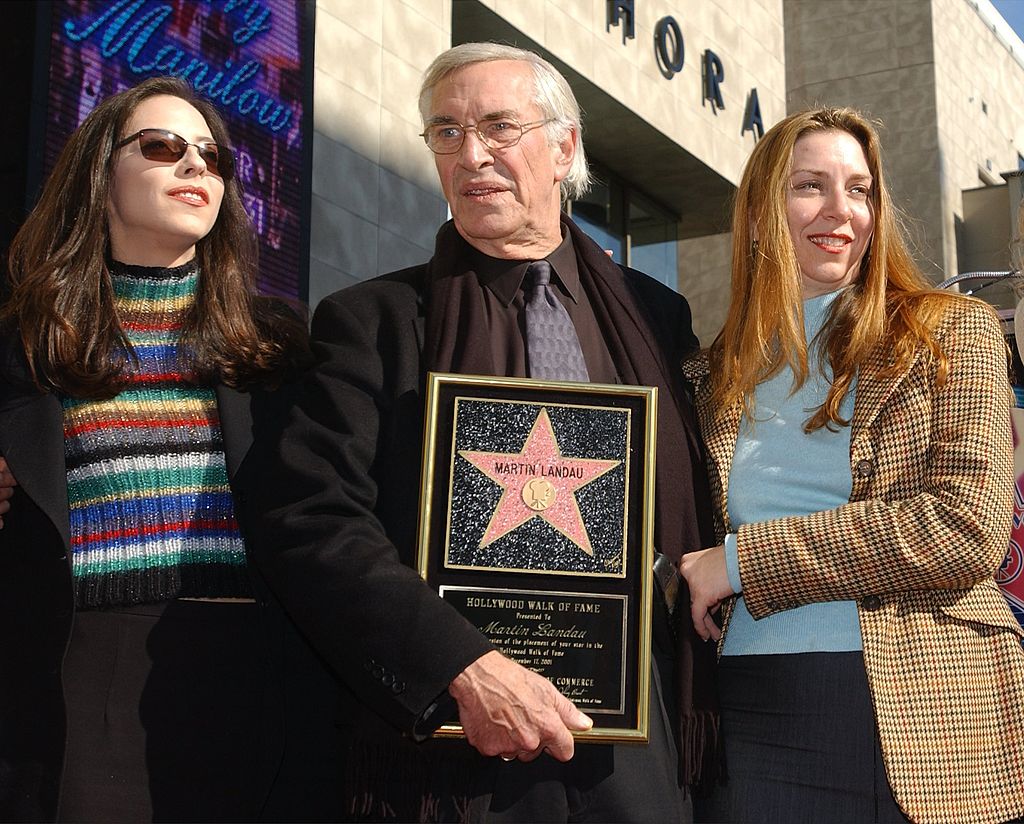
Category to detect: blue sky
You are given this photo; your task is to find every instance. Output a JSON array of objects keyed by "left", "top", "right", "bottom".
[{"left": 991, "top": 0, "right": 1024, "bottom": 39}]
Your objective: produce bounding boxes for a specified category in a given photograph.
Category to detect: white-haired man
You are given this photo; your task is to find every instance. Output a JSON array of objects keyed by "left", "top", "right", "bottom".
[{"left": 251, "top": 42, "right": 718, "bottom": 822}]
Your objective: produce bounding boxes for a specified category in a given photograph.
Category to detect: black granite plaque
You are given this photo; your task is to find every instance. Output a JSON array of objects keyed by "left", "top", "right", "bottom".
[{"left": 447, "top": 399, "right": 628, "bottom": 575}]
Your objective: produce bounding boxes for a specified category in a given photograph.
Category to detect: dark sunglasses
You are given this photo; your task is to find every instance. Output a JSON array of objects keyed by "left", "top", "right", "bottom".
[{"left": 114, "top": 128, "right": 235, "bottom": 181}]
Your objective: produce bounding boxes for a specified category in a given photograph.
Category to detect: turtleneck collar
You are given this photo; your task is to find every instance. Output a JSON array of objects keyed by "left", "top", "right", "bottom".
[
  {"left": 803, "top": 286, "right": 845, "bottom": 341},
  {"left": 108, "top": 258, "right": 199, "bottom": 318},
  {"left": 108, "top": 258, "right": 199, "bottom": 280}
]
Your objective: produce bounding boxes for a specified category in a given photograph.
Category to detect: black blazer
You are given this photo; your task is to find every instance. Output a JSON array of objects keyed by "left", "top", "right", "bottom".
[
  {"left": 249, "top": 260, "right": 700, "bottom": 738},
  {"left": 0, "top": 335, "right": 276, "bottom": 822}
]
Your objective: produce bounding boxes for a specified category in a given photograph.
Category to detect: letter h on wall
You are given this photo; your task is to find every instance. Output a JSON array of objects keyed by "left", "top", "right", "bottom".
[{"left": 607, "top": 0, "right": 635, "bottom": 44}]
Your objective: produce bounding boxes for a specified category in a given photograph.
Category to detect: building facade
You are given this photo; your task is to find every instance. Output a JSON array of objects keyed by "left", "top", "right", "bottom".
[
  {"left": 786, "top": 0, "right": 1024, "bottom": 302},
  {"left": 307, "top": 0, "right": 1024, "bottom": 343},
  {"left": 4, "top": 1, "right": 1016, "bottom": 340}
]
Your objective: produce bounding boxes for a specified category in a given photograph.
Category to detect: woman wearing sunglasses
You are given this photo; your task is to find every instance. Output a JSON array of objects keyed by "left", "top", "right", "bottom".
[{"left": 0, "top": 76, "right": 312, "bottom": 821}]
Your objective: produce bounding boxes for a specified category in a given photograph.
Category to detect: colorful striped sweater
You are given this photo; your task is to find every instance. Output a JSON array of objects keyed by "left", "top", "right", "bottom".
[{"left": 62, "top": 259, "right": 251, "bottom": 608}]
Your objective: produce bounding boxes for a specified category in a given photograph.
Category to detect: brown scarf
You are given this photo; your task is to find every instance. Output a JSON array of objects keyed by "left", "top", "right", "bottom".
[{"left": 423, "top": 216, "right": 721, "bottom": 790}]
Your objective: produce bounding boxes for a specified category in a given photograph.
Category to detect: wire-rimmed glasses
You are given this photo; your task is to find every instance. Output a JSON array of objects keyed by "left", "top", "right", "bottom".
[{"left": 419, "top": 117, "right": 554, "bottom": 154}]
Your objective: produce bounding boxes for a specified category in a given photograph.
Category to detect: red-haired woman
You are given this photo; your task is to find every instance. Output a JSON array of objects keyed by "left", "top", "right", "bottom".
[{"left": 682, "top": 108, "right": 1024, "bottom": 823}]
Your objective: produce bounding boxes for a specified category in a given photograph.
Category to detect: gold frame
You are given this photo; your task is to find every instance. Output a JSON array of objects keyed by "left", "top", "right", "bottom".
[{"left": 417, "top": 372, "right": 657, "bottom": 743}]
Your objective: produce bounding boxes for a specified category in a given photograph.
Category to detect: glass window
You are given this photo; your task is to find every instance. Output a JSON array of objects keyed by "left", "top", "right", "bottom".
[
  {"left": 567, "top": 164, "right": 679, "bottom": 291},
  {"left": 628, "top": 192, "right": 678, "bottom": 290},
  {"left": 569, "top": 176, "right": 624, "bottom": 262}
]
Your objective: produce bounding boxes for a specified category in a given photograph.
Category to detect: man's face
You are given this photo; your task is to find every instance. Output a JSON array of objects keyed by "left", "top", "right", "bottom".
[{"left": 427, "top": 60, "right": 575, "bottom": 259}]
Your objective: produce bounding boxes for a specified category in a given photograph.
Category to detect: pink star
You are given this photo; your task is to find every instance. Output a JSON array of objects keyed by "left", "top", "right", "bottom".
[{"left": 458, "top": 407, "right": 621, "bottom": 555}]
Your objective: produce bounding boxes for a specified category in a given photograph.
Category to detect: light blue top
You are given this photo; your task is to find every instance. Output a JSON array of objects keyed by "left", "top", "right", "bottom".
[{"left": 721, "top": 288, "right": 862, "bottom": 656}]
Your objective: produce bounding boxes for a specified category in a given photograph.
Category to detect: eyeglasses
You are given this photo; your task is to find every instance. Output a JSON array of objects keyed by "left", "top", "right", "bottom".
[
  {"left": 114, "top": 128, "right": 235, "bottom": 181},
  {"left": 419, "top": 117, "right": 554, "bottom": 154}
]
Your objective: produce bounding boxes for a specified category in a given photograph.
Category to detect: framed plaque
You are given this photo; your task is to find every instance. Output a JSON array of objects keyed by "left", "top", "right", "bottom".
[{"left": 416, "top": 372, "right": 657, "bottom": 743}]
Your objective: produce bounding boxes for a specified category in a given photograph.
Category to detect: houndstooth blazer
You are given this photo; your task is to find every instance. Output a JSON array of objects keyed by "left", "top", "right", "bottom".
[{"left": 682, "top": 297, "right": 1024, "bottom": 824}]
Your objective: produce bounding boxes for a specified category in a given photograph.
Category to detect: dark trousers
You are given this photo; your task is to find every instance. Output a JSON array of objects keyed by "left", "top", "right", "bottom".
[
  {"left": 484, "top": 639, "right": 691, "bottom": 824},
  {"left": 58, "top": 600, "right": 269, "bottom": 823},
  {"left": 695, "top": 651, "right": 907, "bottom": 824}
]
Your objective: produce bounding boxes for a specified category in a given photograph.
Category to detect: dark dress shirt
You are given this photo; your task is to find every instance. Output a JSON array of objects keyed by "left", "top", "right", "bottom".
[{"left": 469, "top": 231, "right": 618, "bottom": 383}]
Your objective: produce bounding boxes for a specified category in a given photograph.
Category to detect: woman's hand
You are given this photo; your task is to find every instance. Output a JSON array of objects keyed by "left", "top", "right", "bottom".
[
  {"left": 0, "top": 457, "right": 17, "bottom": 530},
  {"left": 679, "top": 546, "right": 734, "bottom": 641}
]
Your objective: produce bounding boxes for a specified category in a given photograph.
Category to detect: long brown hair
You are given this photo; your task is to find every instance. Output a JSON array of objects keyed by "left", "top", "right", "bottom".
[
  {"left": 711, "top": 107, "right": 960, "bottom": 431},
  {"left": 3, "top": 76, "right": 309, "bottom": 397}
]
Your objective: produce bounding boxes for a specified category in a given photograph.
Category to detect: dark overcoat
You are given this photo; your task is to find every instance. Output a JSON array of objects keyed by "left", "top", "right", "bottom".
[
  {"left": 249, "top": 259, "right": 700, "bottom": 773},
  {"left": 0, "top": 334, "right": 288, "bottom": 822}
]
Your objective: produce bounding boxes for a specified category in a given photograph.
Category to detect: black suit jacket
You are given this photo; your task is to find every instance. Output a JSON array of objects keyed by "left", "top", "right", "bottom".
[
  {"left": 0, "top": 334, "right": 278, "bottom": 822},
  {"left": 250, "top": 258, "right": 700, "bottom": 738}
]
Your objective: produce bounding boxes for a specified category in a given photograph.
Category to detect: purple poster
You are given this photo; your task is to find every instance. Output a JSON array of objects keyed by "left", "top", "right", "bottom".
[
  {"left": 40, "top": 0, "right": 311, "bottom": 300},
  {"left": 1004, "top": 408, "right": 1024, "bottom": 628}
]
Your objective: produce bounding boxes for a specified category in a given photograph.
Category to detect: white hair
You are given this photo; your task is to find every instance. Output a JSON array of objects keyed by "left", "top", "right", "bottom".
[{"left": 418, "top": 42, "right": 593, "bottom": 201}]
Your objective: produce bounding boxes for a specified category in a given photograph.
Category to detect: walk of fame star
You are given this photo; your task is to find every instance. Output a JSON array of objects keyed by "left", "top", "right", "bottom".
[{"left": 457, "top": 407, "right": 621, "bottom": 555}]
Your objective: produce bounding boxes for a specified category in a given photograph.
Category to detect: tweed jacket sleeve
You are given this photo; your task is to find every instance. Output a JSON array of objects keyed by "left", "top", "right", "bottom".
[{"left": 730, "top": 299, "right": 1014, "bottom": 619}]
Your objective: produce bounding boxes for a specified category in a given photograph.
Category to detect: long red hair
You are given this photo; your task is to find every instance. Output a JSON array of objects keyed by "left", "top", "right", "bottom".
[{"left": 711, "top": 107, "right": 961, "bottom": 431}]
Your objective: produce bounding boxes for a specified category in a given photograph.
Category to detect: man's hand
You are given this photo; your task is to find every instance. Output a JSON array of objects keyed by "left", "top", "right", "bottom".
[
  {"left": 679, "top": 545, "right": 733, "bottom": 642},
  {"left": 448, "top": 650, "right": 592, "bottom": 763},
  {"left": 0, "top": 457, "right": 17, "bottom": 530}
]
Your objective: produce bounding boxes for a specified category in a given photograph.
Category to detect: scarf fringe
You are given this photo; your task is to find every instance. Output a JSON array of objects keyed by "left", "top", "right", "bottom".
[
  {"left": 342, "top": 735, "right": 491, "bottom": 823},
  {"left": 679, "top": 708, "right": 726, "bottom": 797}
]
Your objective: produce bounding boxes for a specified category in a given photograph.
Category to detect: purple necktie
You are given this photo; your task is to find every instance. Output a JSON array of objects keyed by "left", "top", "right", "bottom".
[{"left": 524, "top": 260, "right": 590, "bottom": 382}]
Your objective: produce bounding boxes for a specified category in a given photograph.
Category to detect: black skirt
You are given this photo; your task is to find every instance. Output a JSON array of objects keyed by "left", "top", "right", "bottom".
[
  {"left": 695, "top": 651, "right": 908, "bottom": 824},
  {"left": 58, "top": 599, "right": 270, "bottom": 823}
]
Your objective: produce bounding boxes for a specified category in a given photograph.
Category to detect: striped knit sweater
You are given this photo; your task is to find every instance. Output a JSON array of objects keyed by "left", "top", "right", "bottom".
[{"left": 62, "top": 259, "right": 251, "bottom": 608}]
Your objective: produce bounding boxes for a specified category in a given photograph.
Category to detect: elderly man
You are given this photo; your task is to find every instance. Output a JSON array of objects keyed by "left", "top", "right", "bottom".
[{"left": 251, "top": 42, "right": 717, "bottom": 822}]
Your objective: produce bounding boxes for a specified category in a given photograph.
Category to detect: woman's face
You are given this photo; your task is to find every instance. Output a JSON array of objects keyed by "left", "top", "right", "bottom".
[
  {"left": 785, "top": 129, "right": 874, "bottom": 299},
  {"left": 107, "top": 95, "right": 226, "bottom": 267}
]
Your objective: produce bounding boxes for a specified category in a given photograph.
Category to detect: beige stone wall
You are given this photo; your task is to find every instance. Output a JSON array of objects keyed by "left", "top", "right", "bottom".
[
  {"left": 473, "top": 0, "right": 786, "bottom": 190},
  {"left": 678, "top": 232, "right": 733, "bottom": 344},
  {"left": 308, "top": 0, "right": 787, "bottom": 322},
  {"left": 784, "top": 0, "right": 1024, "bottom": 283},
  {"left": 932, "top": 0, "right": 1024, "bottom": 276},
  {"left": 304, "top": 0, "right": 1024, "bottom": 339},
  {"left": 785, "top": 0, "right": 947, "bottom": 280},
  {"left": 309, "top": 0, "right": 450, "bottom": 309}
]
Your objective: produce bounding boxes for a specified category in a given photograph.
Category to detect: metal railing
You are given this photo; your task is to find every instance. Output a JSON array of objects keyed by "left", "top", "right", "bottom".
[{"left": 937, "top": 269, "right": 1022, "bottom": 294}]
